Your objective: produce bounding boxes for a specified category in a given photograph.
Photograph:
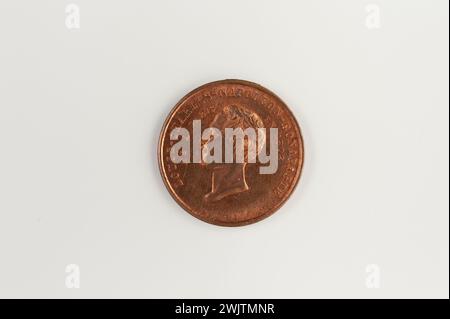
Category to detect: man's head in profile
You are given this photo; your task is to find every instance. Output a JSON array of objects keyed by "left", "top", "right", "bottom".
[{"left": 202, "top": 104, "right": 266, "bottom": 202}]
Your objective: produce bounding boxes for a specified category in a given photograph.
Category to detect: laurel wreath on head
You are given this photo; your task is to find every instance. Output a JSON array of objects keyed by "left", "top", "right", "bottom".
[{"left": 224, "top": 104, "right": 264, "bottom": 129}]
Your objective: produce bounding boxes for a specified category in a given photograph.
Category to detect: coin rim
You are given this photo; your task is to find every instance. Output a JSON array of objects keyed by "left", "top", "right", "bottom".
[{"left": 158, "top": 79, "right": 304, "bottom": 227}]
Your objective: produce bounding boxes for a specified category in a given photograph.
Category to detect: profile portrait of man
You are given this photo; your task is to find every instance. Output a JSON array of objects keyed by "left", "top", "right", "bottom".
[{"left": 201, "top": 104, "right": 266, "bottom": 202}]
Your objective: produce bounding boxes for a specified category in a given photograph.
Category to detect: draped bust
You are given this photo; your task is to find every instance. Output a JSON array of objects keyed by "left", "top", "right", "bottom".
[{"left": 202, "top": 104, "right": 266, "bottom": 202}]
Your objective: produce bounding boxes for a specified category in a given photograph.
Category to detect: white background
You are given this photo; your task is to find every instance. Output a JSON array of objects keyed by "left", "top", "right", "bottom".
[{"left": 0, "top": 0, "right": 448, "bottom": 298}]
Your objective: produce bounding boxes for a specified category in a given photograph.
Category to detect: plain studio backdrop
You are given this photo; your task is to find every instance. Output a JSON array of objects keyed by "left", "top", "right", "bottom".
[{"left": 0, "top": 0, "right": 448, "bottom": 298}]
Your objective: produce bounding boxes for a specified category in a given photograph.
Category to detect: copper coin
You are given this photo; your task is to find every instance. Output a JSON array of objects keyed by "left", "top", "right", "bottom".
[{"left": 158, "top": 79, "right": 304, "bottom": 226}]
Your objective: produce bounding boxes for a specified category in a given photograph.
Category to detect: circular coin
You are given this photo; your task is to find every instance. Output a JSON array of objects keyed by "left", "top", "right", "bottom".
[{"left": 158, "top": 79, "right": 304, "bottom": 226}]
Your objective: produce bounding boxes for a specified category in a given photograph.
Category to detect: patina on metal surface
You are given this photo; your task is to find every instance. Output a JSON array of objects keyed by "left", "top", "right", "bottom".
[{"left": 158, "top": 79, "right": 304, "bottom": 226}]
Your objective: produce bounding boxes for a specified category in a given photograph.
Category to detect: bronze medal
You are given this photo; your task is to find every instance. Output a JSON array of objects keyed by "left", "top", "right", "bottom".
[{"left": 158, "top": 79, "right": 304, "bottom": 226}]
